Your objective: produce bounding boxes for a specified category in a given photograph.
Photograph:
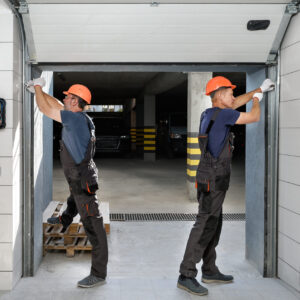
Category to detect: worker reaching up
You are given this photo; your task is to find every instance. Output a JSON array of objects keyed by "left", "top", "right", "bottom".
[
  {"left": 26, "top": 78, "right": 108, "bottom": 288},
  {"left": 177, "top": 76, "right": 275, "bottom": 296}
]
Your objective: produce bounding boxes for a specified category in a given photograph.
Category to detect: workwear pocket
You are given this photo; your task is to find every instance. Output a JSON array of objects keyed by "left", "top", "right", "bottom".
[
  {"left": 215, "top": 175, "right": 230, "bottom": 191},
  {"left": 79, "top": 161, "right": 99, "bottom": 195},
  {"left": 76, "top": 195, "right": 100, "bottom": 219},
  {"left": 196, "top": 165, "right": 212, "bottom": 192},
  {"left": 197, "top": 181, "right": 210, "bottom": 192}
]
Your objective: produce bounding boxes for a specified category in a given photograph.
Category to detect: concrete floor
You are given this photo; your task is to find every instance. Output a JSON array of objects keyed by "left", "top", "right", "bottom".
[
  {"left": 53, "top": 157, "right": 245, "bottom": 214},
  {"left": 1, "top": 157, "right": 297, "bottom": 299},
  {"left": 0, "top": 221, "right": 299, "bottom": 300}
]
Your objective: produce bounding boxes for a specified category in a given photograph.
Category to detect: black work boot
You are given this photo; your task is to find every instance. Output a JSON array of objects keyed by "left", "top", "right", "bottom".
[
  {"left": 177, "top": 274, "right": 208, "bottom": 296},
  {"left": 77, "top": 274, "right": 106, "bottom": 288},
  {"left": 202, "top": 272, "right": 233, "bottom": 284}
]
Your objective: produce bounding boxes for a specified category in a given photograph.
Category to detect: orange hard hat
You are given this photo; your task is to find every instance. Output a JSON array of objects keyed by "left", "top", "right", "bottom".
[
  {"left": 205, "top": 76, "right": 236, "bottom": 96},
  {"left": 63, "top": 84, "right": 92, "bottom": 104}
]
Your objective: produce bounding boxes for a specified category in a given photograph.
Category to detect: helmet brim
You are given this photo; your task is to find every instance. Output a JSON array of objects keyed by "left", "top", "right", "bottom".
[{"left": 206, "top": 84, "right": 237, "bottom": 96}]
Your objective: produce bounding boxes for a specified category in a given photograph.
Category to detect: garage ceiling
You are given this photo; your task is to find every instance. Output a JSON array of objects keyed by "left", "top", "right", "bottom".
[
  {"left": 24, "top": 2, "right": 287, "bottom": 63},
  {"left": 53, "top": 71, "right": 159, "bottom": 101}
]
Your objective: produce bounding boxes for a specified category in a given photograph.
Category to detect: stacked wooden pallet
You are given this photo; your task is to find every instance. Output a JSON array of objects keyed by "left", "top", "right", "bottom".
[{"left": 43, "top": 201, "right": 110, "bottom": 257}]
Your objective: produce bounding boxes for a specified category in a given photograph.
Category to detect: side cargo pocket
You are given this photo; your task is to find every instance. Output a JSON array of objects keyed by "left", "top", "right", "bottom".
[{"left": 79, "top": 161, "right": 99, "bottom": 194}]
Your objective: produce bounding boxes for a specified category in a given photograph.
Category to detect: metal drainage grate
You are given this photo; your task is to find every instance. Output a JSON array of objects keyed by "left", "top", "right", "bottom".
[{"left": 110, "top": 213, "right": 245, "bottom": 222}]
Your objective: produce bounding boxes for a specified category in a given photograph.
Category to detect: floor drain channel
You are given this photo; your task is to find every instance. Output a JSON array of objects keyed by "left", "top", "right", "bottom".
[{"left": 110, "top": 213, "right": 245, "bottom": 222}]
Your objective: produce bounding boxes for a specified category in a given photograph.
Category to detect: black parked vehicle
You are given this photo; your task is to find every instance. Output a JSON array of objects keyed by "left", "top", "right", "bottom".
[
  {"left": 158, "top": 112, "right": 187, "bottom": 158},
  {"left": 91, "top": 114, "right": 131, "bottom": 154}
]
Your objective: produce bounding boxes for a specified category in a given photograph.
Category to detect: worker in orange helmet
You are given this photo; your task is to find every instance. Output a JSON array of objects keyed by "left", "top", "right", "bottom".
[
  {"left": 177, "top": 76, "right": 275, "bottom": 296},
  {"left": 26, "top": 78, "right": 108, "bottom": 288}
]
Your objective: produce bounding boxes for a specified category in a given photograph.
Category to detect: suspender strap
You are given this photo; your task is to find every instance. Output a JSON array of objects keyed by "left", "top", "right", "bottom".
[{"left": 205, "top": 108, "right": 221, "bottom": 134}]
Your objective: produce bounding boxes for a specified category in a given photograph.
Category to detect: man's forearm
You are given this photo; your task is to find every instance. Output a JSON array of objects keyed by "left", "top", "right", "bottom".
[
  {"left": 250, "top": 99, "right": 260, "bottom": 122},
  {"left": 233, "top": 88, "right": 261, "bottom": 109},
  {"left": 34, "top": 86, "right": 51, "bottom": 114},
  {"left": 34, "top": 87, "right": 64, "bottom": 112},
  {"left": 42, "top": 91, "right": 64, "bottom": 110}
]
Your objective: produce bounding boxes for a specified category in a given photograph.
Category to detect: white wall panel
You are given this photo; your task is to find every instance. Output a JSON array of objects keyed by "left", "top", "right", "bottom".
[
  {"left": 0, "top": 129, "right": 12, "bottom": 156},
  {"left": 27, "top": 3, "right": 286, "bottom": 63},
  {"left": 281, "top": 42, "right": 300, "bottom": 76},
  {"left": 279, "top": 12, "right": 300, "bottom": 292},
  {"left": 0, "top": 14, "right": 13, "bottom": 42},
  {"left": 279, "top": 100, "right": 300, "bottom": 128},
  {"left": 0, "top": 243, "right": 12, "bottom": 271},
  {"left": 0, "top": 157, "right": 13, "bottom": 186},
  {"left": 278, "top": 233, "right": 300, "bottom": 273},
  {"left": 0, "top": 186, "right": 12, "bottom": 214},
  {"left": 279, "top": 128, "right": 300, "bottom": 156},
  {"left": 0, "top": 43, "right": 13, "bottom": 70},
  {"left": 280, "top": 71, "right": 300, "bottom": 102},
  {"left": 279, "top": 181, "right": 300, "bottom": 215},
  {"left": 5, "top": 99, "right": 13, "bottom": 129},
  {"left": 0, "top": 71, "right": 13, "bottom": 100},
  {"left": 279, "top": 207, "right": 300, "bottom": 243},
  {"left": 0, "top": 215, "right": 12, "bottom": 242},
  {"left": 279, "top": 155, "right": 300, "bottom": 186},
  {"left": 0, "top": 0, "right": 23, "bottom": 291},
  {"left": 0, "top": 272, "right": 12, "bottom": 290},
  {"left": 278, "top": 259, "right": 300, "bottom": 292},
  {"left": 281, "top": 13, "right": 300, "bottom": 49}
]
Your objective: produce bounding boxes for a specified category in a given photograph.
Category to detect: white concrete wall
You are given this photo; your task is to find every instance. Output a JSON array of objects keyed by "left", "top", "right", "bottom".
[
  {"left": 0, "top": 0, "right": 23, "bottom": 290},
  {"left": 278, "top": 13, "right": 300, "bottom": 293}
]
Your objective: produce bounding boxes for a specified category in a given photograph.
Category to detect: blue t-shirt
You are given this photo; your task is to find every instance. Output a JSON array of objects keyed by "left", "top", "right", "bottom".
[
  {"left": 199, "top": 107, "right": 240, "bottom": 158},
  {"left": 61, "top": 111, "right": 92, "bottom": 164}
]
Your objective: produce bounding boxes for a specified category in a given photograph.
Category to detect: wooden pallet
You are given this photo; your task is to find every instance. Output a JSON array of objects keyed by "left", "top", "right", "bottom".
[{"left": 43, "top": 201, "right": 110, "bottom": 257}]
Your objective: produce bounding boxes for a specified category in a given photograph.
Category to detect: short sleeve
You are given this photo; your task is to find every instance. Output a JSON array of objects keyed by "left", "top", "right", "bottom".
[
  {"left": 61, "top": 110, "right": 76, "bottom": 125},
  {"left": 222, "top": 109, "right": 240, "bottom": 126}
]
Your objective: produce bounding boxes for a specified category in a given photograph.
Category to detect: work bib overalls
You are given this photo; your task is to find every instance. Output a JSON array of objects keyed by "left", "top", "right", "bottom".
[
  {"left": 180, "top": 108, "right": 234, "bottom": 278},
  {"left": 60, "top": 113, "right": 108, "bottom": 279}
]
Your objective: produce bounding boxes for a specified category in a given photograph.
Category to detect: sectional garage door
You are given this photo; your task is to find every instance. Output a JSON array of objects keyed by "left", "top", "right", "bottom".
[{"left": 24, "top": 0, "right": 289, "bottom": 63}]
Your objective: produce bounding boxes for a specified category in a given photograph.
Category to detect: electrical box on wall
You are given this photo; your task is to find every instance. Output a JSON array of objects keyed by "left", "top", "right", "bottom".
[{"left": 0, "top": 98, "right": 6, "bottom": 129}]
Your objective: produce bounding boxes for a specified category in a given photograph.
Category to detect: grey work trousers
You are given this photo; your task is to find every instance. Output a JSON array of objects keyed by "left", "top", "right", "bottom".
[
  {"left": 61, "top": 193, "right": 108, "bottom": 279},
  {"left": 179, "top": 188, "right": 226, "bottom": 278}
]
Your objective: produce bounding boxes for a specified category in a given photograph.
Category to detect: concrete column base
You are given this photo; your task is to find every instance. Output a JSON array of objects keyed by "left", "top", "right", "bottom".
[
  {"left": 144, "top": 153, "right": 156, "bottom": 162},
  {"left": 187, "top": 181, "right": 197, "bottom": 202}
]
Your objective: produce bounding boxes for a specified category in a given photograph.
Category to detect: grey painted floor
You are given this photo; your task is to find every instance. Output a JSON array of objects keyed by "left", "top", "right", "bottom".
[
  {"left": 53, "top": 157, "right": 245, "bottom": 214},
  {"left": 1, "top": 157, "right": 297, "bottom": 299},
  {"left": 0, "top": 221, "right": 299, "bottom": 300}
]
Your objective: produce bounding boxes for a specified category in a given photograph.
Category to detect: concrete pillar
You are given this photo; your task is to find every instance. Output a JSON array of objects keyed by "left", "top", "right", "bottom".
[
  {"left": 144, "top": 94, "right": 156, "bottom": 161},
  {"left": 187, "top": 72, "right": 212, "bottom": 201}
]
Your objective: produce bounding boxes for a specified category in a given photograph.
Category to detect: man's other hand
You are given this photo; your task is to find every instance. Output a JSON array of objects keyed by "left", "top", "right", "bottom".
[{"left": 253, "top": 92, "right": 263, "bottom": 102}]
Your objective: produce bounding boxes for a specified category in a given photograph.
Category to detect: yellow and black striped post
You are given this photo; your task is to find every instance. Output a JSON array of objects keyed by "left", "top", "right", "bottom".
[
  {"left": 144, "top": 127, "right": 156, "bottom": 154},
  {"left": 187, "top": 132, "right": 200, "bottom": 183},
  {"left": 130, "top": 128, "right": 137, "bottom": 144},
  {"left": 130, "top": 128, "right": 137, "bottom": 151},
  {"left": 136, "top": 127, "right": 144, "bottom": 148}
]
